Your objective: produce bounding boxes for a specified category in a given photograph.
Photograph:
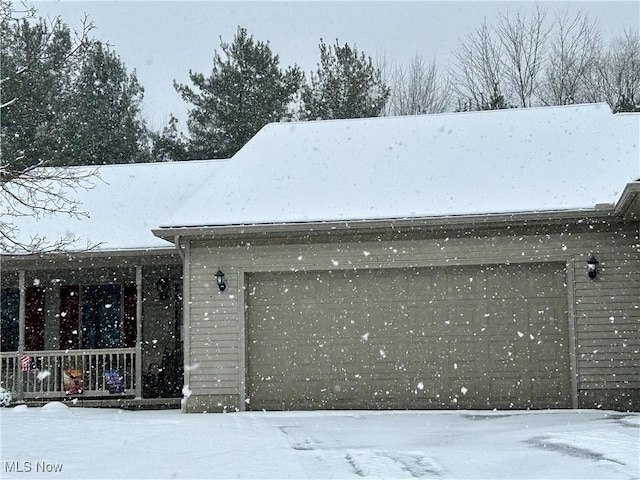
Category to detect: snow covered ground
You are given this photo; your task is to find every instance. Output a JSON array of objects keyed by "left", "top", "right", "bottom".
[{"left": 1, "top": 405, "right": 638, "bottom": 479}]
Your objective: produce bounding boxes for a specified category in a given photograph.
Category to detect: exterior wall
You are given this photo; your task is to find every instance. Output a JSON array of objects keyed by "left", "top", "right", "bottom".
[
  {"left": 182, "top": 220, "right": 640, "bottom": 413},
  {"left": 572, "top": 223, "right": 640, "bottom": 410},
  {"left": 140, "top": 264, "right": 183, "bottom": 373}
]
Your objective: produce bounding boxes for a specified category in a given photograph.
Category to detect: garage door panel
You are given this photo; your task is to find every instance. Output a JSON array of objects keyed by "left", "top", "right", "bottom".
[
  {"left": 408, "top": 304, "right": 437, "bottom": 334},
  {"left": 448, "top": 338, "right": 491, "bottom": 371},
  {"left": 250, "top": 339, "right": 291, "bottom": 363},
  {"left": 490, "top": 375, "right": 531, "bottom": 405},
  {"left": 528, "top": 300, "right": 567, "bottom": 329},
  {"left": 408, "top": 339, "right": 449, "bottom": 371},
  {"left": 531, "top": 376, "right": 570, "bottom": 406},
  {"left": 486, "top": 300, "right": 532, "bottom": 334},
  {"left": 489, "top": 338, "right": 530, "bottom": 371},
  {"left": 246, "top": 264, "right": 571, "bottom": 410},
  {"left": 530, "top": 338, "right": 569, "bottom": 363},
  {"left": 367, "top": 303, "right": 411, "bottom": 337},
  {"left": 445, "top": 270, "right": 489, "bottom": 300},
  {"left": 364, "top": 342, "right": 411, "bottom": 375}
]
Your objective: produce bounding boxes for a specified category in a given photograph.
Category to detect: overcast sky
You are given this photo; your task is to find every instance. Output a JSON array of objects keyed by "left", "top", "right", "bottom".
[{"left": 31, "top": 1, "right": 640, "bottom": 130}]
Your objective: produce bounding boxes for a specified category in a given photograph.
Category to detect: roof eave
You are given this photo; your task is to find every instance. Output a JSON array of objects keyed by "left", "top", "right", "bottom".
[
  {"left": 152, "top": 207, "right": 619, "bottom": 242},
  {"left": 614, "top": 181, "right": 640, "bottom": 220},
  {"left": 0, "top": 246, "right": 180, "bottom": 268}
]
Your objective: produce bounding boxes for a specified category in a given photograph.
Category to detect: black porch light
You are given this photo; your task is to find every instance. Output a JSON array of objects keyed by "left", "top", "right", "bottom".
[
  {"left": 155, "top": 278, "right": 170, "bottom": 300},
  {"left": 587, "top": 255, "right": 599, "bottom": 279},
  {"left": 214, "top": 269, "right": 227, "bottom": 292}
]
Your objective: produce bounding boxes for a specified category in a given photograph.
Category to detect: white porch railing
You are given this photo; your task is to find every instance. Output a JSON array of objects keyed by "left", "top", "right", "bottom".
[{"left": 0, "top": 348, "right": 140, "bottom": 400}]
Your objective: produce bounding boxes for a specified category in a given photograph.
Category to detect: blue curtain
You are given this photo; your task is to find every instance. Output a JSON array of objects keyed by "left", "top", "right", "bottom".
[
  {"left": 81, "top": 285, "right": 122, "bottom": 349},
  {"left": 0, "top": 288, "right": 19, "bottom": 351}
]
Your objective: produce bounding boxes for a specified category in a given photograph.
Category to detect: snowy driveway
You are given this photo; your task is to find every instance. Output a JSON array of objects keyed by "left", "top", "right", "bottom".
[{"left": 1, "top": 405, "right": 638, "bottom": 479}]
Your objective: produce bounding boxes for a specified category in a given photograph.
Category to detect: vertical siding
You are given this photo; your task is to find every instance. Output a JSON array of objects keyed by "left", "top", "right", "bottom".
[{"left": 184, "top": 222, "right": 640, "bottom": 411}]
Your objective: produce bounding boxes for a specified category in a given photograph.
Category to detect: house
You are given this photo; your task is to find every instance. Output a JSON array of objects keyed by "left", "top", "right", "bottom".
[
  {"left": 2, "top": 103, "right": 639, "bottom": 412},
  {"left": 0, "top": 160, "right": 225, "bottom": 405}
]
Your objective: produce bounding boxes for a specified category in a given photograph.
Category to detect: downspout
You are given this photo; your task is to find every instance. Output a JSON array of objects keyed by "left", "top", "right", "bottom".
[
  {"left": 172, "top": 235, "right": 190, "bottom": 411},
  {"left": 181, "top": 240, "right": 191, "bottom": 412},
  {"left": 173, "top": 235, "right": 185, "bottom": 261}
]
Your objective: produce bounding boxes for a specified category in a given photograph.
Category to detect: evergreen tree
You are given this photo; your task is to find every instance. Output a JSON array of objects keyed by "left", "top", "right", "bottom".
[
  {"left": 150, "top": 114, "right": 189, "bottom": 161},
  {"left": 175, "top": 26, "right": 303, "bottom": 159},
  {"left": 0, "top": 5, "right": 98, "bottom": 253},
  {"left": 65, "top": 40, "right": 149, "bottom": 165},
  {"left": 300, "top": 39, "right": 390, "bottom": 120},
  {"left": 1, "top": 16, "right": 77, "bottom": 174},
  {"left": 1, "top": 14, "right": 150, "bottom": 169}
]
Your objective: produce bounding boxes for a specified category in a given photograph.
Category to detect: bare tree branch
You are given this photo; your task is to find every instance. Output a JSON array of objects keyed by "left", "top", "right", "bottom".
[
  {"left": 497, "top": 6, "right": 550, "bottom": 108},
  {"left": 595, "top": 29, "right": 640, "bottom": 111},
  {"left": 1, "top": 2, "right": 100, "bottom": 253},
  {"left": 385, "top": 54, "right": 450, "bottom": 116},
  {"left": 449, "top": 20, "right": 507, "bottom": 110},
  {"left": 539, "top": 10, "right": 602, "bottom": 105}
]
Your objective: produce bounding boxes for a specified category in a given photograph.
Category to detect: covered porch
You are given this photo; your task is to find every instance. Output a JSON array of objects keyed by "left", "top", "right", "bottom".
[{"left": 0, "top": 251, "right": 183, "bottom": 405}]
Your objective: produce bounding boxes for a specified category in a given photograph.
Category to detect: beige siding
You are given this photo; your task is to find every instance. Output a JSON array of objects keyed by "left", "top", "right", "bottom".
[
  {"left": 186, "top": 256, "right": 242, "bottom": 397},
  {"left": 184, "top": 222, "right": 640, "bottom": 412},
  {"left": 573, "top": 244, "right": 640, "bottom": 396}
]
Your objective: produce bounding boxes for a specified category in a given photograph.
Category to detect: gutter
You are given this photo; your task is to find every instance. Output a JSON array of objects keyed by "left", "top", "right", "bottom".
[{"left": 151, "top": 207, "right": 620, "bottom": 242}]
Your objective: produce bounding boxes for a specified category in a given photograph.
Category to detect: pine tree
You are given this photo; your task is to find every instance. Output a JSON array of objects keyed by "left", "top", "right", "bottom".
[
  {"left": 150, "top": 115, "right": 189, "bottom": 161},
  {"left": 1, "top": 16, "right": 76, "bottom": 174},
  {"left": 1, "top": 15, "right": 150, "bottom": 169},
  {"left": 175, "top": 26, "right": 303, "bottom": 159},
  {"left": 0, "top": 6, "right": 150, "bottom": 252},
  {"left": 65, "top": 40, "right": 149, "bottom": 165},
  {"left": 300, "top": 39, "right": 390, "bottom": 120}
]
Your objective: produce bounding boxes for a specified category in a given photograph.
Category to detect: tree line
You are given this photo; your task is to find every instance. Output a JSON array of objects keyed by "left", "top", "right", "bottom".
[
  {"left": 1, "top": 2, "right": 638, "bottom": 252},
  {"left": 2, "top": 3, "right": 638, "bottom": 168}
]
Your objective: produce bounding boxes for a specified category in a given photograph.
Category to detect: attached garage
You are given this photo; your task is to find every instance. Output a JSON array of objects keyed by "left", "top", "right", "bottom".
[
  {"left": 152, "top": 104, "right": 640, "bottom": 413},
  {"left": 246, "top": 264, "right": 571, "bottom": 410}
]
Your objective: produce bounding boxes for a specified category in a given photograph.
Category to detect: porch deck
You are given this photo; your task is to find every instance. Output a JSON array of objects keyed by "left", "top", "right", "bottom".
[
  {"left": 18, "top": 397, "right": 182, "bottom": 410},
  {"left": 1, "top": 348, "right": 141, "bottom": 401}
]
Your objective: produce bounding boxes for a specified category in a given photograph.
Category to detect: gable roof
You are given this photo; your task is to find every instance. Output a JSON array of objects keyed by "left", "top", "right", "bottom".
[
  {"left": 3, "top": 103, "right": 639, "bottom": 254},
  {"left": 160, "top": 103, "right": 639, "bottom": 229}
]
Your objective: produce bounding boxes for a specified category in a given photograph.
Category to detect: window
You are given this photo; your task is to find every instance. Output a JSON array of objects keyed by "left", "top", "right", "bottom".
[
  {"left": 1, "top": 288, "right": 19, "bottom": 352},
  {"left": 1, "top": 287, "right": 45, "bottom": 352},
  {"left": 60, "top": 284, "right": 136, "bottom": 350}
]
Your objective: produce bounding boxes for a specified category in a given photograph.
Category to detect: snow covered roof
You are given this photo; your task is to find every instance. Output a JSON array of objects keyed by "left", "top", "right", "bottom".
[
  {"left": 3, "top": 103, "right": 639, "bottom": 254},
  {"left": 3, "top": 159, "right": 227, "bottom": 253},
  {"left": 161, "top": 103, "right": 639, "bottom": 229}
]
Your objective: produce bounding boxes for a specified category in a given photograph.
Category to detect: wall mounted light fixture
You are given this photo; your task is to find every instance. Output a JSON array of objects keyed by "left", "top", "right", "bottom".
[
  {"left": 214, "top": 269, "right": 227, "bottom": 292},
  {"left": 587, "top": 255, "right": 599, "bottom": 279},
  {"left": 155, "top": 277, "right": 170, "bottom": 300}
]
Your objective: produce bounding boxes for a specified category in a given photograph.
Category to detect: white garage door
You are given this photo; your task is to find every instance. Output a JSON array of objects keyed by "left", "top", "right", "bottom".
[{"left": 246, "top": 263, "right": 571, "bottom": 410}]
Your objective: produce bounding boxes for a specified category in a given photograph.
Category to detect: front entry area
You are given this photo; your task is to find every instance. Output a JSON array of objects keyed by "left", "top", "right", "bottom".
[
  {"left": 246, "top": 263, "right": 572, "bottom": 410},
  {"left": 0, "top": 261, "right": 183, "bottom": 404}
]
